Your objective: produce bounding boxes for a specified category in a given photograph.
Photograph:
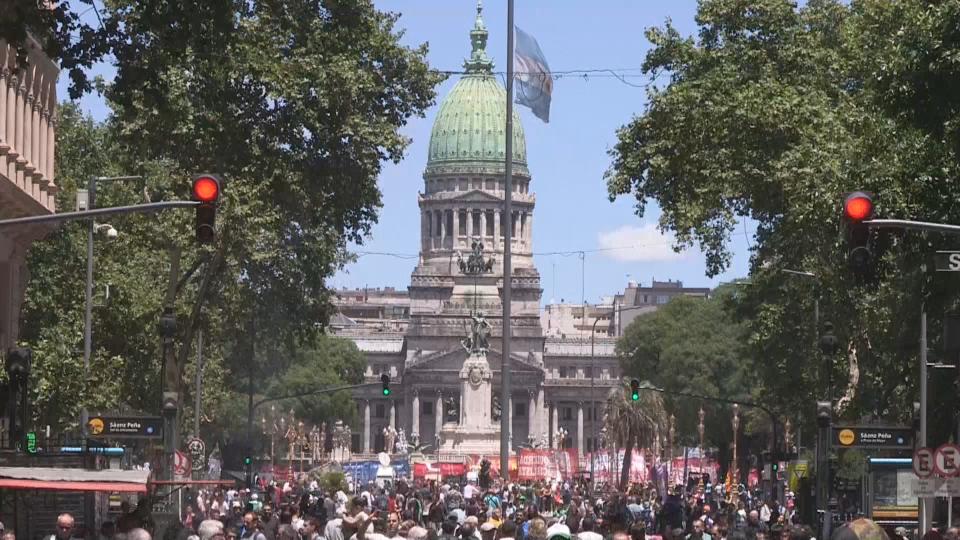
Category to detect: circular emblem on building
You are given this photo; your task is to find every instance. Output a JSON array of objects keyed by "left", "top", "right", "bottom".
[
  {"left": 469, "top": 365, "right": 483, "bottom": 387},
  {"left": 838, "top": 429, "right": 856, "bottom": 446}
]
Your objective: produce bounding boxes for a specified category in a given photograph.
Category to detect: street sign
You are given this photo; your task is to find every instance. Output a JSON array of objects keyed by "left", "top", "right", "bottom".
[
  {"left": 935, "top": 251, "right": 960, "bottom": 271},
  {"left": 187, "top": 437, "right": 206, "bottom": 471},
  {"left": 914, "top": 447, "right": 935, "bottom": 478},
  {"left": 934, "top": 444, "right": 960, "bottom": 477},
  {"left": 174, "top": 450, "right": 190, "bottom": 481},
  {"left": 87, "top": 416, "right": 163, "bottom": 439},
  {"left": 832, "top": 426, "right": 913, "bottom": 448}
]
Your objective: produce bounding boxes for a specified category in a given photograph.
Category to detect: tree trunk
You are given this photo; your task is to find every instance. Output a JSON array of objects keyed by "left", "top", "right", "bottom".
[{"left": 620, "top": 440, "right": 634, "bottom": 489}]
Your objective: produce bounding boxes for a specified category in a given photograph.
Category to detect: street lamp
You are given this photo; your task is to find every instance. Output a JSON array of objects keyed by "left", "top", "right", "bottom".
[
  {"left": 698, "top": 407, "right": 705, "bottom": 487},
  {"left": 79, "top": 175, "right": 141, "bottom": 436},
  {"left": 80, "top": 175, "right": 142, "bottom": 375}
]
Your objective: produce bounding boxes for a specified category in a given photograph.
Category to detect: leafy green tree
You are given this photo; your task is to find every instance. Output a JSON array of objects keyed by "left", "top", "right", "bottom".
[
  {"left": 265, "top": 334, "right": 365, "bottom": 427},
  {"left": 606, "top": 0, "right": 960, "bottom": 441},
  {"left": 616, "top": 288, "right": 752, "bottom": 461},
  {"left": 17, "top": 1, "right": 443, "bottom": 444}
]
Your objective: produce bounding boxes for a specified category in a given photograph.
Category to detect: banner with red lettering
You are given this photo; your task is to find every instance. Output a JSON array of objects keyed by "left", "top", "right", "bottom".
[
  {"left": 518, "top": 449, "right": 579, "bottom": 481},
  {"left": 580, "top": 450, "right": 648, "bottom": 484}
]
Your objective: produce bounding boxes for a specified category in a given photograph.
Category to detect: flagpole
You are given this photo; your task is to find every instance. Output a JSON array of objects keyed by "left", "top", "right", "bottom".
[{"left": 501, "top": 0, "right": 515, "bottom": 482}]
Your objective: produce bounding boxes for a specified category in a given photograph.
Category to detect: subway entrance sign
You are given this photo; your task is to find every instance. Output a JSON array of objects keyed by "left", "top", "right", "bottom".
[
  {"left": 87, "top": 416, "right": 163, "bottom": 439},
  {"left": 833, "top": 426, "right": 913, "bottom": 449}
]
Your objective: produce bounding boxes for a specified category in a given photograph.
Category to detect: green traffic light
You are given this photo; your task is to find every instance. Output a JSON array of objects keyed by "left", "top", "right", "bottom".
[
  {"left": 25, "top": 432, "right": 37, "bottom": 454},
  {"left": 631, "top": 392, "right": 639, "bottom": 401},
  {"left": 382, "top": 388, "right": 391, "bottom": 396},
  {"left": 244, "top": 456, "right": 252, "bottom": 465}
]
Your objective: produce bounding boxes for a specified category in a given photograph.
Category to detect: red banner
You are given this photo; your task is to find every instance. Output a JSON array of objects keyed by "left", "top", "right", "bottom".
[{"left": 518, "top": 449, "right": 579, "bottom": 481}]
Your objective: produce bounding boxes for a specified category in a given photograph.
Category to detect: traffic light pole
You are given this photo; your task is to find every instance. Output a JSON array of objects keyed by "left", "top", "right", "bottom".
[{"left": 0, "top": 200, "right": 201, "bottom": 229}]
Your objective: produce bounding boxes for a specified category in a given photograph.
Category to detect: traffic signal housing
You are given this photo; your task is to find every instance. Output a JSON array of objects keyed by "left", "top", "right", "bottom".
[
  {"left": 192, "top": 174, "right": 222, "bottom": 244},
  {"left": 842, "top": 191, "right": 874, "bottom": 282},
  {"left": 630, "top": 378, "right": 640, "bottom": 401},
  {"left": 381, "top": 373, "right": 391, "bottom": 396}
]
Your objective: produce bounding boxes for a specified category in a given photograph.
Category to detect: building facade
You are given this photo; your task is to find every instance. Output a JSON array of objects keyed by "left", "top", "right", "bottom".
[
  {"left": 333, "top": 6, "right": 620, "bottom": 458},
  {"left": 0, "top": 38, "right": 59, "bottom": 353},
  {"left": 333, "top": 8, "right": 717, "bottom": 460}
]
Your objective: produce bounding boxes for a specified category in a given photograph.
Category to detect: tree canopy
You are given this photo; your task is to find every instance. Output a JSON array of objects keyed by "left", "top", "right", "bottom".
[
  {"left": 17, "top": 0, "right": 444, "bottom": 444},
  {"left": 607, "top": 0, "right": 960, "bottom": 441}
]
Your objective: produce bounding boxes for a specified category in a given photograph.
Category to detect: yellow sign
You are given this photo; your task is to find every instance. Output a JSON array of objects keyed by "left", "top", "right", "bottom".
[
  {"left": 87, "top": 417, "right": 105, "bottom": 435},
  {"left": 838, "top": 429, "right": 856, "bottom": 446}
]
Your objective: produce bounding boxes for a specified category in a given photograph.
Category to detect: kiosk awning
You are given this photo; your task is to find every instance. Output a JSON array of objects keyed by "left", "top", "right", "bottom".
[{"left": 0, "top": 467, "right": 150, "bottom": 493}]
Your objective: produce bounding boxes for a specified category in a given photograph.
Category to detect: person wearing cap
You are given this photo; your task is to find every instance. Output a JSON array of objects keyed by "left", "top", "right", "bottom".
[{"left": 546, "top": 523, "right": 571, "bottom": 540}]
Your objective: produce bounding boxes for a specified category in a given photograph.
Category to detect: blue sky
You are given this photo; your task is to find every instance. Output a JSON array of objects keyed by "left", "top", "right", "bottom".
[{"left": 59, "top": 0, "right": 754, "bottom": 306}]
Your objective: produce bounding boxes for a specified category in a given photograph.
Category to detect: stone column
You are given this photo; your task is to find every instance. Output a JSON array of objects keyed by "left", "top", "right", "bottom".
[
  {"left": 421, "top": 211, "right": 428, "bottom": 252},
  {"left": 13, "top": 74, "right": 24, "bottom": 186},
  {"left": 526, "top": 212, "right": 533, "bottom": 251},
  {"left": 37, "top": 101, "right": 46, "bottom": 182},
  {"left": 411, "top": 390, "right": 420, "bottom": 438},
  {"left": 389, "top": 400, "right": 396, "bottom": 428},
  {"left": 493, "top": 210, "right": 500, "bottom": 247},
  {"left": 363, "top": 400, "right": 372, "bottom": 453},
  {"left": 527, "top": 391, "right": 536, "bottom": 442},
  {"left": 435, "top": 392, "right": 443, "bottom": 436},
  {"left": 465, "top": 208, "right": 473, "bottom": 238},
  {"left": 452, "top": 208, "right": 460, "bottom": 244},
  {"left": 577, "top": 402, "right": 585, "bottom": 452},
  {"left": 550, "top": 402, "right": 559, "bottom": 447},
  {"left": 45, "top": 110, "right": 55, "bottom": 192},
  {"left": 537, "top": 386, "right": 546, "bottom": 442},
  {"left": 0, "top": 69, "right": 7, "bottom": 152},
  {"left": 438, "top": 209, "right": 445, "bottom": 244},
  {"left": 30, "top": 97, "right": 40, "bottom": 195},
  {"left": 5, "top": 73, "right": 15, "bottom": 158},
  {"left": 480, "top": 209, "right": 487, "bottom": 239}
]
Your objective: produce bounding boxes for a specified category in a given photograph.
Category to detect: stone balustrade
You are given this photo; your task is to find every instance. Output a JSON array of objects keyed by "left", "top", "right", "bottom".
[{"left": 0, "top": 38, "right": 58, "bottom": 217}]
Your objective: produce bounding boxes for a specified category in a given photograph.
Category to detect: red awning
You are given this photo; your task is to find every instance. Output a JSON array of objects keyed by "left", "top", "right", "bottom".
[
  {"left": 0, "top": 478, "right": 147, "bottom": 493},
  {"left": 0, "top": 467, "right": 150, "bottom": 493}
]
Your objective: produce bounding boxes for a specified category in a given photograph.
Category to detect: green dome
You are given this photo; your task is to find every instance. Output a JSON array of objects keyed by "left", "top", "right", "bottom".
[{"left": 425, "top": 3, "right": 528, "bottom": 177}]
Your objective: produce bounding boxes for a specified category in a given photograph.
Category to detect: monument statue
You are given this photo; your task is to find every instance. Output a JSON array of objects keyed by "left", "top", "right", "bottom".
[
  {"left": 443, "top": 396, "right": 460, "bottom": 423},
  {"left": 438, "top": 233, "right": 501, "bottom": 454},
  {"left": 396, "top": 428, "right": 408, "bottom": 455},
  {"left": 383, "top": 426, "right": 398, "bottom": 455},
  {"left": 456, "top": 239, "right": 496, "bottom": 276},
  {"left": 331, "top": 420, "right": 352, "bottom": 463}
]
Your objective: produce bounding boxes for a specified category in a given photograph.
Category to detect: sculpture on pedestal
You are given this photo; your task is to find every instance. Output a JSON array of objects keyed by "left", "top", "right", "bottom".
[
  {"left": 438, "top": 236, "right": 502, "bottom": 454},
  {"left": 396, "top": 428, "right": 408, "bottom": 455},
  {"left": 383, "top": 425, "right": 398, "bottom": 455},
  {"left": 332, "top": 420, "right": 352, "bottom": 463}
]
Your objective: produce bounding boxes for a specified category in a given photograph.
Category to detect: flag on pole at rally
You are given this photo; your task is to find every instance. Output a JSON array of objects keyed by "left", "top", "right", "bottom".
[{"left": 514, "top": 26, "right": 552, "bottom": 123}]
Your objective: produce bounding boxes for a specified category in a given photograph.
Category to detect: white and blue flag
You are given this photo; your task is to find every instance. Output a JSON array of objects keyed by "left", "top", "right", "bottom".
[{"left": 514, "top": 26, "right": 552, "bottom": 123}]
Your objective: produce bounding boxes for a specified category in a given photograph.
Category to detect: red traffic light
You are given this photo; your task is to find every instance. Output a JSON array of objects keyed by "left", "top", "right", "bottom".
[
  {"left": 192, "top": 175, "right": 221, "bottom": 203},
  {"left": 844, "top": 192, "right": 873, "bottom": 222}
]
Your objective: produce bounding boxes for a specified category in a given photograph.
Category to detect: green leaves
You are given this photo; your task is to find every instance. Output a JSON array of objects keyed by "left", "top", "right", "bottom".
[
  {"left": 616, "top": 290, "right": 748, "bottom": 449},
  {"left": 18, "top": 1, "right": 443, "bottom": 442},
  {"left": 608, "top": 0, "right": 960, "bottom": 439}
]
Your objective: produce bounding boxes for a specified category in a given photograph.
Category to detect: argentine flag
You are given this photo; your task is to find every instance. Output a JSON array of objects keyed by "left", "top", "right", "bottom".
[{"left": 514, "top": 26, "right": 552, "bottom": 123}]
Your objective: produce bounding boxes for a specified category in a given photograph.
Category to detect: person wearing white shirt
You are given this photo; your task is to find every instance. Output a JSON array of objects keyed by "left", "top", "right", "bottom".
[{"left": 760, "top": 503, "right": 772, "bottom": 524}]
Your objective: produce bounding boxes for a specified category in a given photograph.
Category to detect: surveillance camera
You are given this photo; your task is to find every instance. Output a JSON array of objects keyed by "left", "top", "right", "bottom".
[{"left": 105, "top": 226, "right": 118, "bottom": 240}]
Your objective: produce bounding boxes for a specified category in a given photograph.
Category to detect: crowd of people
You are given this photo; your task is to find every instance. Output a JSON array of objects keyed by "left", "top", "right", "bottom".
[
  {"left": 172, "top": 477, "right": 815, "bottom": 540},
  {"left": 37, "top": 475, "right": 959, "bottom": 540}
]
